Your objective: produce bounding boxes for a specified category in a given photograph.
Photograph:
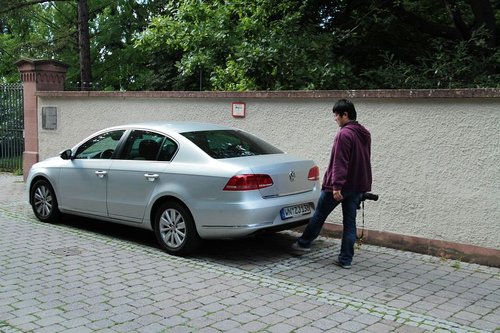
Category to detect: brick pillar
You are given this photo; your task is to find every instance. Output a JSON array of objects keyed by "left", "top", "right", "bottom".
[{"left": 15, "top": 59, "right": 68, "bottom": 179}]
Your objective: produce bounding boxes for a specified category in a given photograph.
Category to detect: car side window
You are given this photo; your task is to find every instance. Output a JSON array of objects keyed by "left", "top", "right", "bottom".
[
  {"left": 120, "top": 130, "right": 177, "bottom": 161},
  {"left": 158, "top": 138, "right": 178, "bottom": 161},
  {"left": 182, "top": 130, "right": 282, "bottom": 159},
  {"left": 74, "top": 130, "right": 125, "bottom": 159}
]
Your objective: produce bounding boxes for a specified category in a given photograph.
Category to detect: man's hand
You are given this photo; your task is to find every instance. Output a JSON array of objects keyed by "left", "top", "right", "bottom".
[{"left": 333, "top": 190, "right": 343, "bottom": 202}]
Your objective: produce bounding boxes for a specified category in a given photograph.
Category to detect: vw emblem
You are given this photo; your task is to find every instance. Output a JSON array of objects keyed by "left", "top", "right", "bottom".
[{"left": 289, "top": 171, "right": 296, "bottom": 182}]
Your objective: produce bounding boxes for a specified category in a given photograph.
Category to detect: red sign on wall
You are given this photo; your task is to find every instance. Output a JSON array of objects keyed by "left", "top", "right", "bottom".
[{"left": 231, "top": 102, "right": 246, "bottom": 118}]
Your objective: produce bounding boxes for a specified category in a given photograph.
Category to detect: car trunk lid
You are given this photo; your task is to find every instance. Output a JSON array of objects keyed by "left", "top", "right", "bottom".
[{"left": 222, "top": 154, "right": 319, "bottom": 198}]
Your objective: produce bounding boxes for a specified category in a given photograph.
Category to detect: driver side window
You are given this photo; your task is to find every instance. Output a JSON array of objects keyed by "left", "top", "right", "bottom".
[{"left": 75, "top": 130, "right": 125, "bottom": 159}]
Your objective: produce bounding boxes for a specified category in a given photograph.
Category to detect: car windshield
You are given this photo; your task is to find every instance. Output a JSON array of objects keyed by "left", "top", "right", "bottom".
[{"left": 181, "top": 130, "right": 283, "bottom": 159}]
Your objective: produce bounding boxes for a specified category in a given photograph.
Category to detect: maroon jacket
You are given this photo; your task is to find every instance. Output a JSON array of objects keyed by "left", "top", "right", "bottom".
[{"left": 322, "top": 121, "right": 372, "bottom": 192}]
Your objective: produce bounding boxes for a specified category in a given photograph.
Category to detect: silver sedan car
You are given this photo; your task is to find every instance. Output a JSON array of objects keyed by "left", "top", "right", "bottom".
[{"left": 27, "top": 122, "right": 320, "bottom": 255}]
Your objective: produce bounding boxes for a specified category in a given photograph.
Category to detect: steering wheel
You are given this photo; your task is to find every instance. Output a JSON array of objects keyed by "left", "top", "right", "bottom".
[{"left": 100, "top": 149, "right": 114, "bottom": 159}]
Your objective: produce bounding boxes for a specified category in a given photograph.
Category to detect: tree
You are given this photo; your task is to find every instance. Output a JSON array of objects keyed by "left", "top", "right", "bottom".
[
  {"left": 325, "top": 0, "right": 499, "bottom": 88},
  {"left": 0, "top": 0, "right": 92, "bottom": 89},
  {"left": 137, "top": 0, "right": 499, "bottom": 89},
  {"left": 1, "top": 0, "right": 498, "bottom": 90},
  {"left": 136, "top": 0, "right": 354, "bottom": 90},
  {"left": 77, "top": 0, "right": 91, "bottom": 90},
  {"left": 0, "top": 0, "right": 163, "bottom": 90},
  {"left": 89, "top": 0, "right": 164, "bottom": 90}
]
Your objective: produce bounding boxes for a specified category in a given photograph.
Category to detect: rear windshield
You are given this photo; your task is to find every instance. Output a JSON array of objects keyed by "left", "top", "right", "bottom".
[{"left": 181, "top": 130, "right": 283, "bottom": 159}]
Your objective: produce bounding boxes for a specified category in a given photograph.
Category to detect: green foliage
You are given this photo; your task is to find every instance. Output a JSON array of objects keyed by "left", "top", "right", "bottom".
[
  {"left": 136, "top": 0, "right": 355, "bottom": 90},
  {"left": 89, "top": 0, "right": 160, "bottom": 90},
  {"left": 361, "top": 27, "right": 500, "bottom": 89},
  {"left": 0, "top": 0, "right": 163, "bottom": 90},
  {"left": 0, "top": 34, "right": 19, "bottom": 84},
  {"left": 451, "top": 258, "right": 462, "bottom": 270},
  {"left": 0, "top": 0, "right": 498, "bottom": 90},
  {"left": 0, "top": 1, "right": 80, "bottom": 84},
  {"left": 0, "top": 2, "right": 49, "bottom": 82}
]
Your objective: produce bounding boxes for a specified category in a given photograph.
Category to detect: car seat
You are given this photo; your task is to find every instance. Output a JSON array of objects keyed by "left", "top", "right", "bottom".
[{"left": 139, "top": 139, "right": 160, "bottom": 160}]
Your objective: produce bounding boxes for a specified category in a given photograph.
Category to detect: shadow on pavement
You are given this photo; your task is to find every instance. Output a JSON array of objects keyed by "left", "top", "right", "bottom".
[
  {"left": 58, "top": 214, "right": 298, "bottom": 262},
  {"left": 198, "top": 232, "right": 298, "bottom": 261},
  {"left": 60, "top": 214, "right": 158, "bottom": 248}
]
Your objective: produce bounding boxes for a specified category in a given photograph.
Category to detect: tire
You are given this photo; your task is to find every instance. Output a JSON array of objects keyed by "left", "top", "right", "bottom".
[
  {"left": 154, "top": 201, "right": 200, "bottom": 256},
  {"left": 31, "top": 179, "right": 61, "bottom": 223}
]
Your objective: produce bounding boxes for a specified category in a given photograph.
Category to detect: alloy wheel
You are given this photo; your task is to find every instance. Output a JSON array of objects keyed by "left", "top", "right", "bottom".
[
  {"left": 159, "top": 208, "right": 187, "bottom": 249},
  {"left": 34, "top": 185, "right": 53, "bottom": 218}
]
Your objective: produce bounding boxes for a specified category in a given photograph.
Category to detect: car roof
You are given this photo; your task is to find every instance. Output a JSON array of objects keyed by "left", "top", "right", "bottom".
[{"left": 111, "top": 121, "right": 233, "bottom": 133}]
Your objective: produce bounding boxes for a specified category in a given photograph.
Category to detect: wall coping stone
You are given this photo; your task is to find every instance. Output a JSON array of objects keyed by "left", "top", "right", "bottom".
[
  {"left": 36, "top": 88, "right": 499, "bottom": 99},
  {"left": 15, "top": 59, "right": 69, "bottom": 73}
]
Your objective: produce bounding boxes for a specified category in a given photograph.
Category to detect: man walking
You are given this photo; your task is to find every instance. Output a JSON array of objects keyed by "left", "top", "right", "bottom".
[{"left": 291, "top": 99, "right": 372, "bottom": 269}]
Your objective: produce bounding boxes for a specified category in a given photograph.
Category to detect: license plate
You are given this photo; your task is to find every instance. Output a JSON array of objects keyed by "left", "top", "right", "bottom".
[{"left": 280, "top": 203, "right": 312, "bottom": 220}]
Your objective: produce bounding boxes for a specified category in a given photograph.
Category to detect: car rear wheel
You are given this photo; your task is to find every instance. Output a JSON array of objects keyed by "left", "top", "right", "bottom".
[
  {"left": 154, "top": 201, "right": 200, "bottom": 255},
  {"left": 31, "top": 179, "right": 61, "bottom": 223}
]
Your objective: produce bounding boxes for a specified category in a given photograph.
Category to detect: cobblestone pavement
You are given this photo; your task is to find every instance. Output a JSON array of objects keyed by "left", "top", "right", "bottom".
[{"left": 0, "top": 173, "right": 499, "bottom": 333}]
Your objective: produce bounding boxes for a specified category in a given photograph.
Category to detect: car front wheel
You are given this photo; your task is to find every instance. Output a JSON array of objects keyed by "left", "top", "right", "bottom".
[
  {"left": 31, "top": 179, "right": 61, "bottom": 223},
  {"left": 154, "top": 201, "right": 200, "bottom": 256}
]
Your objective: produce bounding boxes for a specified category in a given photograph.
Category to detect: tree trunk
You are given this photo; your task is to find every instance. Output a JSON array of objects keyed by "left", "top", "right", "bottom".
[{"left": 77, "top": 0, "right": 92, "bottom": 91}]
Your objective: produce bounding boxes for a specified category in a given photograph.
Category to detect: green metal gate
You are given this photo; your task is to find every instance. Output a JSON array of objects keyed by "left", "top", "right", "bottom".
[{"left": 0, "top": 83, "right": 24, "bottom": 173}]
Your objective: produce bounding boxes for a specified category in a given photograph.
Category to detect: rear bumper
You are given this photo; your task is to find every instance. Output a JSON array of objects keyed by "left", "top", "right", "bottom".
[
  {"left": 191, "top": 190, "right": 319, "bottom": 239},
  {"left": 198, "top": 218, "right": 310, "bottom": 239},
  {"left": 250, "top": 218, "right": 309, "bottom": 234}
]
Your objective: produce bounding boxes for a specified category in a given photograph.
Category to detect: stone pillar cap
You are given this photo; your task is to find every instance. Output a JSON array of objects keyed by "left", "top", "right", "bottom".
[{"left": 15, "top": 58, "right": 69, "bottom": 73}]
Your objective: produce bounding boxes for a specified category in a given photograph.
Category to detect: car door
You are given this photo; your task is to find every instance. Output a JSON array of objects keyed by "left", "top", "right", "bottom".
[
  {"left": 106, "top": 130, "right": 178, "bottom": 222},
  {"left": 58, "top": 130, "right": 125, "bottom": 217}
]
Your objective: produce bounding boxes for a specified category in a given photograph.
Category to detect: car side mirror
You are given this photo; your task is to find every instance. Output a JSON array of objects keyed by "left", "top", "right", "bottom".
[{"left": 60, "top": 149, "right": 74, "bottom": 160}]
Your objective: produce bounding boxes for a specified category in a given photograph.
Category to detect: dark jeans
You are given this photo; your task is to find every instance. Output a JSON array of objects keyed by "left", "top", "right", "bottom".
[{"left": 297, "top": 190, "right": 362, "bottom": 265}]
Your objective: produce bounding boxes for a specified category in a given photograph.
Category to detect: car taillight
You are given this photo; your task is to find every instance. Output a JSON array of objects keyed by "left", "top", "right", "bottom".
[
  {"left": 308, "top": 166, "right": 320, "bottom": 181},
  {"left": 223, "top": 174, "right": 274, "bottom": 191}
]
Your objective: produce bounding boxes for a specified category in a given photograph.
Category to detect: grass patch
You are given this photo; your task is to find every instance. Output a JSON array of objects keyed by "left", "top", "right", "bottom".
[{"left": 451, "top": 259, "right": 462, "bottom": 270}]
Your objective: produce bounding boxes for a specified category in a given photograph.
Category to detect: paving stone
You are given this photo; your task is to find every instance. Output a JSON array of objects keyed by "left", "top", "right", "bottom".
[
  {"left": 267, "top": 322, "right": 295, "bottom": 333},
  {"left": 470, "top": 318, "right": 498, "bottom": 332},
  {"left": 354, "top": 313, "right": 381, "bottom": 325},
  {"left": 238, "top": 320, "right": 268, "bottom": 332},
  {"left": 295, "top": 327, "right": 325, "bottom": 333},
  {"left": 211, "top": 319, "right": 241, "bottom": 331},
  {"left": 182, "top": 308, "right": 207, "bottom": 319},
  {"left": 0, "top": 172, "right": 498, "bottom": 333},
  {"left": 249, "top": 306, "right": 276, "bottom": 317},
  {"left": 274, "top": 307, "right": 302, "bottom": 318},
  {"left": 60, "top": 316, "right": 92, "bottom": 329},
  {"left": 312, "top": 317, "right": 339, "bottom": 330},
  {"left": 83, "top": 319, "right": 116, "bottom": 331},
  {"left": 64, "top": 327, "right": 93, "bottom": 333},
  {"left": 452, "top": 310, "right": 482, "bottom": 322},
  {"left": 338, "top": 320, "right": 369, "bottom": 332}
]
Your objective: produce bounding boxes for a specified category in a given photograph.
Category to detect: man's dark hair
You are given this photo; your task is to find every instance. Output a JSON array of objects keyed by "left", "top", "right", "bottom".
[{"left": 333, "top": 99, "right": 357, "bottom": 120}]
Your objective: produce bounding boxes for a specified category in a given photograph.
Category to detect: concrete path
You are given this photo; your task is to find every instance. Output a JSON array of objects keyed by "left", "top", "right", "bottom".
[{"left": 0, "top": 173, "right": 498, "bottom": 332}]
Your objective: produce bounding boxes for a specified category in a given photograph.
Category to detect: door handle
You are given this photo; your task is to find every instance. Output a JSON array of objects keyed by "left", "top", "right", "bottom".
[
  {"left": 95, "top": 170, "right": 107, "bottom": 178},
  {"left": 144, "top": 173, "right": 159, "bottom": 182}
]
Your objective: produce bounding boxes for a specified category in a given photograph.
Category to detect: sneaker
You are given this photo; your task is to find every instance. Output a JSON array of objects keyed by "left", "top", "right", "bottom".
[
  {"left": 290, "top": 241, "right": 311, "bottom": 254},
  {"left": 333, "top": 259, "right": 351, "bottom": 269}
]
